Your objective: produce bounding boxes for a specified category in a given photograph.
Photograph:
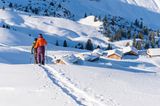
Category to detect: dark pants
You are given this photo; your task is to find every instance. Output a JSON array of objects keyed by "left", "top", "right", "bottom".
[
  {"left": 37, "top": 46, "right": 45, "bottom": 65},
  {"left": 34, "top": 49, "right": 38, "bottom": 64}
]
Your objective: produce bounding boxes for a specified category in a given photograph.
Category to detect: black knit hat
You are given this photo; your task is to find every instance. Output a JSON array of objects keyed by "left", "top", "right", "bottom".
[{"left": 34, "top": 38, "right": 37, "bottom": 41}]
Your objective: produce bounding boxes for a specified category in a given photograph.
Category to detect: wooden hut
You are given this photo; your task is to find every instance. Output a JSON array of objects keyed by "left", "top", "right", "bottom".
[
  {"left": 55, "top": 59, "right": 66, "bottom": 64},
  {"left": 107, "top": 49, "right": 123, "bottom": 60}
]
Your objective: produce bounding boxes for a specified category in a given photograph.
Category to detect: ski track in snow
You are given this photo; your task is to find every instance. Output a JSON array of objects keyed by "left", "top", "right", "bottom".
[
  {"left": 6, "top": 44, "right": 117, "bottom": 106},
  {"left": 40, "top": 65, "right": 118, "bottom": 106},
  {"left": 149, "top": 57, "right": 160, "bottom": 72}
]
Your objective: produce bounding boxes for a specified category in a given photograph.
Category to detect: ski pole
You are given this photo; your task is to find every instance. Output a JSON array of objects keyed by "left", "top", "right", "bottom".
[
  {"left": 30, "top": 53, "right": 33, "bottom": 64},
  {"left": 45, "top": 46, "right": 48, "bottom": 64}
]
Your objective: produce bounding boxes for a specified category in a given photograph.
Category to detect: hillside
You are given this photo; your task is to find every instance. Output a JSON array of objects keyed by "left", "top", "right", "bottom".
[
  {"left": 0, "top": 0, "right": 160, "bottom": 51},
  {"left": 0, "top": 9, "right": 110, "bottom": 50},
  {"left": 1, "top": 36, "right": 160, "bottom": 106},
  {"left": 0, "top": 1, "right": 160, "bottom": 106},
  {"left": 0, "top": 24, "right": 160, "bottom": 105},
  {"left": 1, "top": 0, "right": 160, "bottom": 28},
  {"left": 65, "top": 0, "right": 160, "bottom": 28}
]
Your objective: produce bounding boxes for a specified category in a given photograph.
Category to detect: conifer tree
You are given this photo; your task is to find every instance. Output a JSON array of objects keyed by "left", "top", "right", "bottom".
[
  {"left": 107, "top": 44, "right": 112, "bottom": 50},
  {"left": 133, "top": 37, "right": 136, "bottom": 47},
  {"left": 134, "top": 19, "right": 139, "bottom": 27},
  {"left": 56, "top": 40, "right": 59, "bottom": 46},
  {"left": 2, "top": 24, "right": 5, "bottom": 28},
  {"left": 144, "top": 42, "right": 150, "bottom": 49},
  {"left": 150, "top": 32, "right": 155, "bottom": 48},
  {"left": 157, "top": 30, "right": 160, "bottom": 37},
  {"left": 84, "top": 13, "right": 87, "bottom": 18},
  {"left": 6, "top": 25, "right": 10, "bottom": 29},
  {"left": 151, "top": 37, "right": 155, "bottom": 48},
  {"left": 94, "top": 16, "right": 98, "bottom": 22},
  {"left": 143, "top": 27, "right": 149, "bottom": 35},
  {"left": 2, "top": 6, "right": 5, "bottom": 10},
  {"left": 140, "top": 21, "right": 143, "bottom": 29},
  {"left": 111, "top": 17, "right": 115, "bottom": 25},
  {"left": 102, "top": 16, "right": 109, "bottom": 37},
  {"left": 136, "top": 42, "right": 142, "bottom": 50},
  {"left": 9, "top": 3, "right": 13, "bottom": 8},
  {"left": 85, "top": 39, "right": 93, "bottom": 50},
  {"left": 103, "top": 16, "right": 107, "bottom": 23},
  {"left": 127, "top": 30, "right": 131, "bottom": 39},
  {"left": 98, "top": 15, "right": 101, "bottom": 21},
  {"left": 63, "top": 40, "right": 67, "bottom": 47},
  {"left": 138, "top": 32, "right": 144, "bottom": 39},
  {"left": 96, "top": 45, "right": 100, "bottom": 49}
]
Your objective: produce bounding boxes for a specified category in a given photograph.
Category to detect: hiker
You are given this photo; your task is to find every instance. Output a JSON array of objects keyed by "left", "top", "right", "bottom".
[
  {"left": 34, "top": 34, "right": 47, "bottom": 65},
  {"left": 31, "top": 38, "right": 38, "bottom": 64}
]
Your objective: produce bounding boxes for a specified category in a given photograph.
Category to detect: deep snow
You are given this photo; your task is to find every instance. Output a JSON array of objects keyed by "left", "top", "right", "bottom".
[
  {"left": 65, "top": 0, "right": 160, "bottom": 28},
  {"left": 0, "top": 8, "right": 160, "bottom": 106},
  {"left": 1, "top": 0, "right": 160, "bottom": 28},
  {"left": 0, "top": 64, "right": 77, "bottom": 106}
]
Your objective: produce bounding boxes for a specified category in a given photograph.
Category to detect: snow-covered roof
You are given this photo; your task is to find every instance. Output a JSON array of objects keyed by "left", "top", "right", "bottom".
[
  {"left": 147, "top": 48, "right": 160, "bottom": 56},
  {"left": 77, "top": 53, "right": 100, "bottom": 62},
  {"left": 61, "top": 54, "right": 78, "bottom": 64},
  {"left": 107, "top": 49, "right": 123, "bottom": 57},
  {"left": 92, "top": 48, "right": 104, "bottom": 56},
  {"left": 135, "top": 39, "right": 142, "bottom": 42},
  {"left": 123, "top": 46, "right": 138, "bottom": 55}
]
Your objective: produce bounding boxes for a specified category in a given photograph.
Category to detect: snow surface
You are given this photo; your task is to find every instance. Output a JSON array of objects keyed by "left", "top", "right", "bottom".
[
  {"left": 78, "top": 16, "right": 102, "bottom": 28},
  {"left": 123, "top": 46, "right": 138, "bottom": 55},
  {"left": 65, "top": 0, "right": 160, "bottom": 28},
  {"left": 0, "top": 9, "right": 160, "bottom": 106},
  {"left": 0, "top": 9, "right": 108, "bottom": 48},
  {"left": 1, "top": 0, "right": 160, "bottom": 28},
  {"left": 0, "top": 64, "right": 77, "bottom": 106},
  {"left": 147, "top": 48, "right": 160, "bottom": 56}
]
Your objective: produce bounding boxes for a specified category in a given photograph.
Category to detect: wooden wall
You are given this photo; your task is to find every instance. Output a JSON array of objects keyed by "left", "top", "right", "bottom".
[{"left": 107, "top": 54, "right": 122, "bottom": 60}]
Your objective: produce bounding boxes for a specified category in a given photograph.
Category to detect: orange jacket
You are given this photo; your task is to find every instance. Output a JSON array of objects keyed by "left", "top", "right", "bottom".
[{"left": 34, "top": 38, "right": 47, "bottom": 48}]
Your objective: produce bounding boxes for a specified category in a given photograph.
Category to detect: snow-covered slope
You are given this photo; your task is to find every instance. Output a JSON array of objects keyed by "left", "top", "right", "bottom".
[
  {"left": 78, "top": 16, "right": 102, "bottom": 28},
  {"left": 52, "top": 63, "right": 160, "bottom": 106},
  {"left": 0, "top": 2, "right": 160, "bottom": 106},
  {"left": 1, "top": 43, "right": 160, "bottom": 106},
  {"left": 0, "top": 10, "right": 159, "bottom": 104},
  {"left": 0, "top": 9, "right": 108, "bottom": 48},
  {"left": 0, "top": 28, "right": 32, "bottom": 46},
  {"left": 65, "top": 0, "right": 160, "bottom": 28},
  {"left": 0, "top": 64, "right": 77, "bottom": 106},
  {"left": 1, "top": 0, "right": 160, "bottom": 28},
  {"left": 124, "top": 0, "right": 160, "bottom": 12}
]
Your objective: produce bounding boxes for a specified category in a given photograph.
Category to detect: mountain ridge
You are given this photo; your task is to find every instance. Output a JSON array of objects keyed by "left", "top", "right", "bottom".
[{"left": 0, "top": 0, "right": 160, "bottom": 28}]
